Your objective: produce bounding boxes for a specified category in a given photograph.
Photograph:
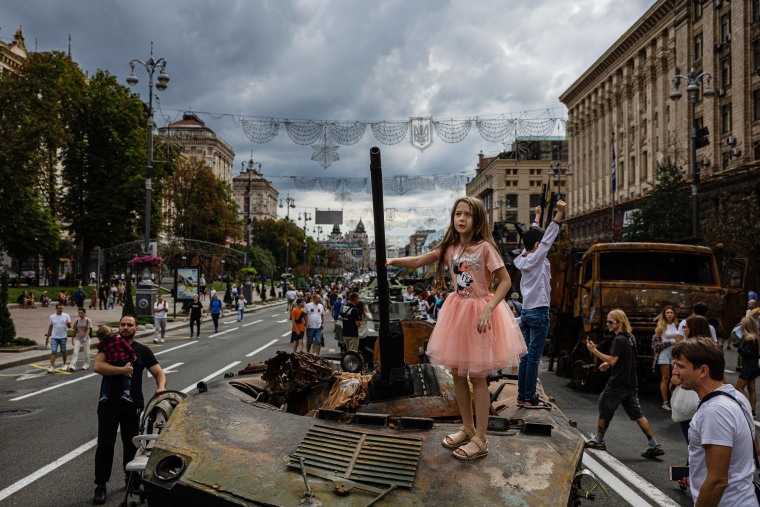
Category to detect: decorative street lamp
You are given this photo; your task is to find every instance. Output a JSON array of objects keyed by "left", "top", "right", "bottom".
[
  {"left": 279, "top": 194, "right": 295, "bottom": 291},
  {"left": 548, "top": 161, "right": 572, "bottom": 201},
  {"left": 242, "top": 157, "right": 262, "bottom": 268},
  {"left": 314, "top": 226, "right": 323, "bottom": 270},
  {"left": 670, "top": 67, "right": 716, "bottom": 237},
  {"left": 299, "top": 210, "right": 312, "bottom": 267},
  {"left": 126, "top": 44, "right": 169, "bottom": 263}
]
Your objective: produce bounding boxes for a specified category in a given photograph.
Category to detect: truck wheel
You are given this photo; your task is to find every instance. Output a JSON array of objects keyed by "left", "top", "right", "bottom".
[{"left": 570, "top": 360, "right": 588, "bottom": 384}]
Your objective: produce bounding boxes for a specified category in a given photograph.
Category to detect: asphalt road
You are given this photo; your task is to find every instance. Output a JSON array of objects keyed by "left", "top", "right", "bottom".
[{"left": 0, "top": 308, "right": 750, "bottom": 507}]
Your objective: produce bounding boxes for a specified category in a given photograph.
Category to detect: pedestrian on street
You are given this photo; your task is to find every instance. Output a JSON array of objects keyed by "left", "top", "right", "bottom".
[
  {"left": 305, "top": 294, "right": 325, "bottom": 355},
  {"left": 671, "top": 337, "right": 760, "bottom": 505},
  {"left": 153, "top": 294, "right": 169, "bottom": 343},
  {"left": 117, "top": 281, "right": 125, "bottom": 306},
  {"left": 73, "top": 285, "right": 87, "bottom": 310},
  {"left": 341, "top": 292, "right": 362, "bottom": 352},
  {"left": 208, "top": 293, "right": 223, "bottom": 333},
  {"left": 236, "top": 293, "right": 248, "bottom": 322},
  {"left": 188, "top": 294, "right": 203, "bottom": 339},
  {"left": 45, "top": 303, "right": 72, "bottom": 373},
  {"left": 514, "top": 200, "right": 566, "bottom": 409},
  {"left": 332, "top": 295, "right": 343, "bottom": 350},
  {"left": 92, "top": 315, "right": 165, "bottom": 505},
  {"left": 735, "top": 316, "right": 760, "bottom": 415},
  {"left": 652, "top": 306, "right": 678, "bottom": 411},
  {"left": 200, "top": 275, "right": 207, "bottom": 301},
  {"left": 88, "top": 285, "right": 98, "bottom": 310},
  {"left": 67, "top": 308, "right": 92, "bottom": 371},
  {"left": 585, "top": 309, "right": 665, "bottom": 459},
  {"left": 290, "top": 298, "right": 306, "bottom": 353},
  {"left": 99, "top": 281, "right": 109, "bottom": 310}
]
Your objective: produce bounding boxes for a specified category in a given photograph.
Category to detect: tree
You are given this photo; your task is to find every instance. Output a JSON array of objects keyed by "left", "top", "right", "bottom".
[
  {"left": 0, "top": 272, "right": 16, "bottom": 345},
  {"left": 702, "top": 194, "right": 760, "bottom": 283},
  {"left": 164, "top": 159, "right": 241, "bottom": 244},
  {"left": 623, "top": 160, "right": 691, "bottom": 242},
  {"left": 249, "top": 245, "right": 277, "bottom": 279}
]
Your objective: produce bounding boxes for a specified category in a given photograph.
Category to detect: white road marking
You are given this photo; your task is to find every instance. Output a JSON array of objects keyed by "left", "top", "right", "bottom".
[
  {"left": 243, "top": 321, "right": 257, "bottom": 327},
  {"left": 223, "top": 319, "right": 237, "bottom": 324},
  {"left": 585, "top": 449, "right": 680, "bottom": 507},
  {"left": 281, "top": 331, "right": 291, "bottom": 337},
  {"left": 10, "top": 374, "right": 98, "bottom": 401},
  {"left": 271, "top": 314, "right": 280, "bottom": 317},
  {"left": 180, "top": 361, "right": 241, "bottom": 394},
  {"left": 246, "top": 339, "right": 279, "bottom": 357},
  {"left": 582, "top": 452, "right": 654, "bottom": 507},
  {"left": 277, "top": 319, "right": 288, "bottom": 323},
  {"left": 0, "top": 437, "right": 100, "bottom": 502},
  {"left": 148, "top": 362, "right": 183, "bottom": 377},
  {"left": 11, "top": 341, "right": 197, "bottom": 401},
  {"left": 210, "top": 327, "right": 238, "bottom": 337},
  {"left": 249, "top": 319, "right": 263, "bottom": 325}
]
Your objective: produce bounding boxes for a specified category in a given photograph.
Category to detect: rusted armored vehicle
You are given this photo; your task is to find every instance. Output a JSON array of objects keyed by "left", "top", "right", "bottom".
[
  {"left": 549, "top": 242, "right": 748, "bottom": 385},
  {"left": 140, "top": 148, "right": 589, "bottom": 506}
]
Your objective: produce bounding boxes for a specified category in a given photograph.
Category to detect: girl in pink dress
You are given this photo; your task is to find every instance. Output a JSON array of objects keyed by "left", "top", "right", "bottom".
[{"left": 387, "top": 196, "right": 526, "bottom": 460}]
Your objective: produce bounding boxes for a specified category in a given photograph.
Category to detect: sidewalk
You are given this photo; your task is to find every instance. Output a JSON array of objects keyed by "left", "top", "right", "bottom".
[{"left": 0, "top": 291, "right": 286, "bottom": 370}]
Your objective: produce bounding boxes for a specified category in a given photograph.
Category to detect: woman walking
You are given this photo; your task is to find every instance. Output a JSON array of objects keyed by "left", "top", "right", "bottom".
[{"left": 652, "top": 306, "right": 678, "bottom": 410}]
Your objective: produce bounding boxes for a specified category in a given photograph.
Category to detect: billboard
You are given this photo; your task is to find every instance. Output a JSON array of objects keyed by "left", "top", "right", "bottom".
[
  {"left": 315, "top": 209, "right": 343, "bottom": 225},
  {"left": 175, "top": 267, "right": 200, "bottom": 301}
]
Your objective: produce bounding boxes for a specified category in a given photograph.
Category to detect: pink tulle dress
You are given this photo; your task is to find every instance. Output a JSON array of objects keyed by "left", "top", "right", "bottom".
[{"left": 426, "top": 241, "right": 527, "bottom": 377}]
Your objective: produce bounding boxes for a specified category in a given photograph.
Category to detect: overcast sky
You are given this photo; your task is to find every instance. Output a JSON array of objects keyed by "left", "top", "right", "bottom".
[{"left": 2, "top": 0, "right": 653, "bottom": 244}]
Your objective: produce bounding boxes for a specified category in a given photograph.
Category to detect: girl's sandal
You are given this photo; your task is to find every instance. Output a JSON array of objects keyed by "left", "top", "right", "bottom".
[
  {"left": 442, "top": 426, "right": 475, "bottom": 449},
  {"left": 453, "top": 435, "right": 489, "bottom": 461}
]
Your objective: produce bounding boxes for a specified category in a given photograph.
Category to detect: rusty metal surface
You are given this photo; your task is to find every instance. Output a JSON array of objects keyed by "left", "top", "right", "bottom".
[{"left": 143, "top": 366, "right": 584, "bottom": 506}]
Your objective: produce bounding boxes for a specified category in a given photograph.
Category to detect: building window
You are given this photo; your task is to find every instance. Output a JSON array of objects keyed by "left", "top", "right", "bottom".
[
  {"left": 641, "top": 151, "right": 648, "bottom": 181},
  {"left": 754, "top": 0, "right": 760, "bottom": 21},
  {"left": 721, "top": 57, "right": 731, "bottom": 88},
  {"left": 754, "top": 142, "right": 760, "bottom": 160},
  {"left": 207, "top": 147, "right": 213, "bottom": 156},
  {"left": 505, "top": 194, "right": 518, "bottom": 209},
  {"left": 753, "top": 90, "right": 760, "bottom": 121},
  {"left": 190, "top": 146, "right": 197, "bottom": 155},
  {"left": 694, "top": 33, "right": 703, "bottom": 60},
  {"left": 721, "top": 103, "right": 732, "bottom": 133},
  {"left": 529, "top": 194, "right": 542, "bottom": 208},
  {"left": 694, "top": 0, "right": 703, "bottom": 20},
  {"left": 629, "top": 156, "right": 636, "bottom": 184},
  {"left": 720, "top": 14, "right": 731, "bottom": 43},
  {"left": 722, "top": 151, "right": 730, "bottom": 170}
]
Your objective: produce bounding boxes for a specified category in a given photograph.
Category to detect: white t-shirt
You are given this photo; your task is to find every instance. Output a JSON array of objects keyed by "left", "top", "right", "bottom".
[
  {"left": 154, "top": 300, "right": 168, "bottom": 318},
  {"left": 48, "top": 313, "right": 71, "bottom": 339},
  {"left": 677, "top": 319, "right": 718, "bottom": 342},
  {"left": 286, "top": 289, "right": 297, "bottom": 301},
  {"left": 688, "top": 384, "right": 759, "bottom": 506},
  {"left": 304, "top": 302, "right": 325, "bottom": 329},
  {"left": 513, "top": 220, "right": 561, "bottom": 310}
]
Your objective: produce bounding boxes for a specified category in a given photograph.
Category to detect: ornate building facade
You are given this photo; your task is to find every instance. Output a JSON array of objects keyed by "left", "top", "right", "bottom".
[
  {"left": 231, "top": 162, "right": 279, "bottom": 228},
  {"left": 560, "top": 0, "right": 760, "bottom": 246},
  {"left": 158, "top": 112, "right": 235, "bottom": 185},
  {"left": 0, "top": 28, "right": 28, "bottom": 76}
]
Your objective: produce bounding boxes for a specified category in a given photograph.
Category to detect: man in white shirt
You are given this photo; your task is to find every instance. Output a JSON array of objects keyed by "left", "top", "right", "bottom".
[
  {"left": 672, "top": 337, "right": 759, "bottom": 506},
  {"left": 45, "top": 303, "right": 72, "bottom": 373},
  {"left": 304, "top": 294, "right": 325, "bottom": 355},
  {"left": 153, "top": 294, "right": 169, "bottom": 343},
  {"left": 676, "top": 302, "right": 718, "bottom": 343},
  {"left": 513, "top": 200, "right": 566, "bottom": 409},
  {"left": 286, "top": 288, "right": 297, "bottom": 309}
]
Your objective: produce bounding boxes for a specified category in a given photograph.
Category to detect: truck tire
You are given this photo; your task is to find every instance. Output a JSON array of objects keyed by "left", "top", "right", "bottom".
[{"left": 555, "top": 350, "right": 572, "bottom": 377}]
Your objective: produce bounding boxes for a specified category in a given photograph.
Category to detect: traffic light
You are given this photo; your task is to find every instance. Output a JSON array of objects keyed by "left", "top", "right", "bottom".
[{"left": 696, "top": 127, "right": 710, "bottom": 148}]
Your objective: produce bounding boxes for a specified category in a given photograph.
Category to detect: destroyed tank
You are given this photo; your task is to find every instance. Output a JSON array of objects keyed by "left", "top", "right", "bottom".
[{"left": 140, "top": 148, "right": 591, "bottom": 506}]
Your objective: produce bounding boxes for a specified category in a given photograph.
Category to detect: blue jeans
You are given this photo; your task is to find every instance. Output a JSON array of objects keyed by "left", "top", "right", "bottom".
[
  {"left": 237, "top": 308, "right": 244, "bottom": 321},
  {"left": 518, "top": 307, "right": 550, "bottom": 402}
]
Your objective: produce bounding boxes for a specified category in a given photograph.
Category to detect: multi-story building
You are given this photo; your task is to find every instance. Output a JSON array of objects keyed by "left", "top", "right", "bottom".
[
  {"left": 158, "top": 112, "right": 235, "bottom": 185},
  {"left": 231, "top": 163, "right": 279, "bottom": 237},
  {"left": 466, "top": 138, "right": 568, "bottom": 250},
  {"left": 0, "top": 27, "right": 28, "bottom": 76},
  {"left": 560, "top": 0, "right": 760, "bottom": 246},
  {"left": 321, "top": 221, "right": 370, "bottom": 272},
  {"left": 407, "top": 230, "right": 435, "bottom": 257}
]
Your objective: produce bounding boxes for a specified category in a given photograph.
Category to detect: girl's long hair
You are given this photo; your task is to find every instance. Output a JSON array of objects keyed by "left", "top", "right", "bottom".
[
  {"left": 654, "top": 306, "right": 676, "bottom": 336},
  {"left": 434, "top": 196, "right": 498, "bottom": 290},
  {"left": 741, "top": 316, "right": 759, "bottom": 341}
]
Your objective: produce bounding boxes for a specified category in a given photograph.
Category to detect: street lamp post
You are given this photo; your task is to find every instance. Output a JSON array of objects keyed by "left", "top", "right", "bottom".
[
  {"left": 670, "top": 67, "right": 716, "bottom": 237},
  {"left": 548, "top": 161, "right": 572, "bottom": 201},
  {"left": 279, "top": 194, "right": 295, "bottom": 292},
  {"left": 126, "top": 44, "right": 169, "bottom": 262},
  {"left": 299, "top": 210, "right": 312, "bottom": 268},
  {"left": 314, "top": 226, "right": 323, "bottom": 271}
]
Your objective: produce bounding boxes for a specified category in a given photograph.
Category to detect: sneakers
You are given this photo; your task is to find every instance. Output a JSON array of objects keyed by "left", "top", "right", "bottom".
[
  {"left": 159, "top": 338, "right": 165, "bottom": 343},
  {"left": 153, "top": 338, "right": 159, "bottom": 344},
  {"left": 47, "top": 366, "right": 55, "bottom": 374},
  {"left": 93, "top": 484, "right": 107, "bottom": 504},
  {"left": 121, "top": 392, "right": 134, "bottom": 403},
  {"left": 66, "top": 365, "right": 76, "bottom": 372},
  {"left": 661, "top": 402, "right": 671, "bottom": 411},
  {"left": 98, "top": 395, "right": 109, "bottom": 403},
  {"left": 641, "top": 444, "right": 665, "bottom": 459},
  {"left": 188, "top": 334, "right": 194, "bottom": 340},
  {"left": 584, "top": 439, "right": 606, "bottom": 451},
  {"left": 82, "top": 364, "right": 89, "bottom": 370}
]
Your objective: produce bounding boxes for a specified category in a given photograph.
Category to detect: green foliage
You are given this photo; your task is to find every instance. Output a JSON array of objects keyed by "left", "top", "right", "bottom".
[
  {"left": 703, "top": 194, "right": 760, "bottom": 278},
  {"left": 250, "top": 218, "right": 324, "bottom": 275},
  {"left": 164, "top": 159, "right": 241, "bottom": 244},
  {"left": 0, "top": 272, "right": 16, "bottom": 345},
  {"left": 239, "top": 267, "right": 257, "bottom": 280},
  {"left": 250, "top": 245, "right": 277, "bottom": 278},
  {"left": 623, "top": 161, "right": 691, "bottom": 242},
  {"left": 122, "top": 276, "right": 136, "bottom": 318}
]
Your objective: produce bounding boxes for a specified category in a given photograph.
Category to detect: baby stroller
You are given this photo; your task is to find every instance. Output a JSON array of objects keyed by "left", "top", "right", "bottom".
[{"left": 124, "top": 390, "right": 186, "bottom": 506}]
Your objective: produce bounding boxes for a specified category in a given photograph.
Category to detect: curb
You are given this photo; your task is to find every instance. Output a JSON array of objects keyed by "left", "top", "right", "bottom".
[{"left": 0, "top": 300, "right": 287, "bottom": 371}]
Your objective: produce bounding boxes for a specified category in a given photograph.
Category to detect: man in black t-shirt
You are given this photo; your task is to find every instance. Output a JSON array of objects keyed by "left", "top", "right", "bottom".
[
  {"left": 584, "top": 309, "right": 664, "bottom": 459},
  {"left": 92, "top": 315, "right": 166, "bottom": 504},
  {"left": 341, "top": 292, "right": 362, "bottom": 352},
  {"left": 189, "top": 293, "right": 203, "bottom": 339}
]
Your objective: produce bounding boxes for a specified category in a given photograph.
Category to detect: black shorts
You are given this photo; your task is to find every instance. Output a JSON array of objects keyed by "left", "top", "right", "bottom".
[
  {"left": 598, "top": 385, "right": 643, "bottom": 421},
  {"left": 739, "top": 357, "right": 760, "bottom": 381},
  {"left": 290, "top": 331, "right": 303, "bottom": 343}
]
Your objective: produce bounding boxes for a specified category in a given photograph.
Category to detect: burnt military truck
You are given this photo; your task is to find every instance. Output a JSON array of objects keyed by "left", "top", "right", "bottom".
[{"left": 549, "top": 242, "right": 748, "bottom": 386}]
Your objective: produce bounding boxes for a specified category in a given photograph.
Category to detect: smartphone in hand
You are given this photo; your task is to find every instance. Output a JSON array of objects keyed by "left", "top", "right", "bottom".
[{"left": 669, "top": 466, "right": 689, "bottom": 481}]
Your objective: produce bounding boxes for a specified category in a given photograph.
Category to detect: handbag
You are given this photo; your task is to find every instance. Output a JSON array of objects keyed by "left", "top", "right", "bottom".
[
  {"left": 697, "top": 390, "right": 760, "bottom": 503},
  {"left": 670, "top": 385, "right": 698, "bottom": 423}
]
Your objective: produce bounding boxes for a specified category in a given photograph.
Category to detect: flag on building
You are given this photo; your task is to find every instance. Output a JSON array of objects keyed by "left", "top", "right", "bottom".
[{"left": 611, "top": 139, "right": 617, "bottom": 193}]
